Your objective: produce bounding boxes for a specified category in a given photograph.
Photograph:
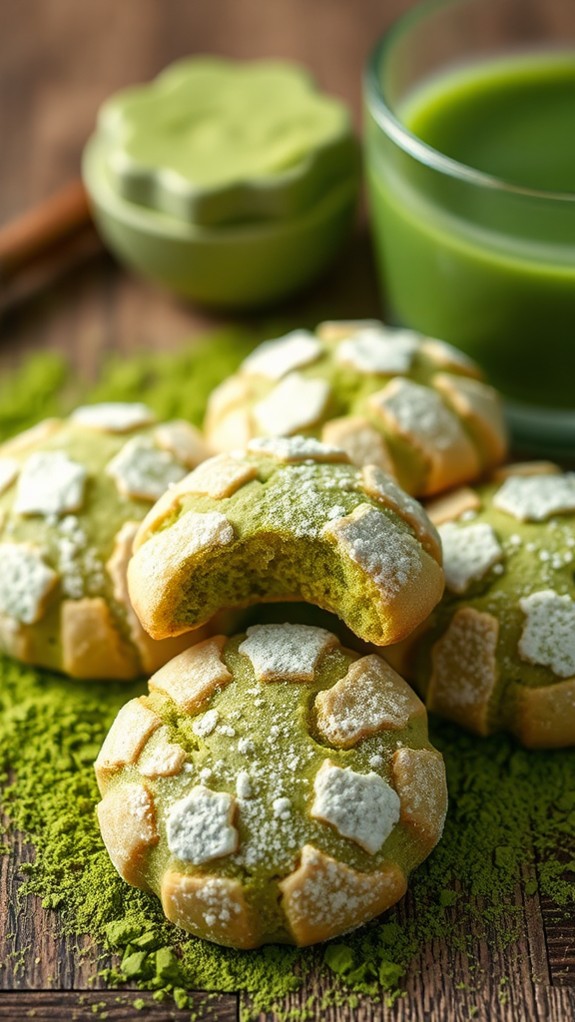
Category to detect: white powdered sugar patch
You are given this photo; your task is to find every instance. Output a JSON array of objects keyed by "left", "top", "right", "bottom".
[
  {"left": 192, "top": 709, "right": 220, "bottom": 737},
  {"left": 106, "top": 436, "right": 186, "bottom": 501},
  {"left": 239, "top": 623, "right": 336, "bottom": 682},
  {"left": 326, "top": 504, "right": 347, "bottom": 520},
  {"left": 170, "top": 510, "right": 234, "bottom": 556},
  {"left": 166, "top": 786, "right": 238, "bottom": 863},
  {"left": 315, "top": 654, "right": 414, "bottom": 746},
  {"left": 311, "top": 760, "right": 400, "bottom": 854},
  {"left": 494, "top": 474, "right": 575, "bottom": 522},
  {"left": 241, "top": 330, "right": 322, "bottom": 380},
  {"left": 336, "top": 326, "right": 419, "bottom": 375},
  {"left": 0, "top": 457, "right": 19, "bottom": 496},
  {"left": 138, "top": 728, "right": 186, "bottom": 778},
  {"left": 518, "top": 590, "right": 575, "bottom": 678},
  {"left": 55, "top": 515, "right": 104, "bottom": 598},
  {"left": 247, "top": 436, "right": 346, "bottom": 463},
  {"left": 236, "top": 771, "right": 253, "bottom": 799},
  {"left": 272, "top": 796, "right": 292, "bottom": 820},
  {"left": 322, "top": 504, "right": 420, "bottom": 597},
  {"left": 253, "top": 373, "right": 330, "bottom": 435},
  {"left": 71, "top": 402, "right": 155, "bottom": 432},
  {"left": 15, "top": 452, "right": 87, "bottom": 516},
  {"left": 362, "top": 465, "right": 439, "bottom": 557},
  {"left": 0, "top": 543, "right": 58, "bottom": 623},
  {"left": 439, "top": 522, "right": 503, "bottom": 594},
  {"left": 372, "top": 378, "right": 461, "bottom": 450}
]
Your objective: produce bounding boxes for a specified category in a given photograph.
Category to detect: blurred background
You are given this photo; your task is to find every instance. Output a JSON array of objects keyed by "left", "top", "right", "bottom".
[{"left": 0, "top": 0, "right": 412, "bottom": 374}]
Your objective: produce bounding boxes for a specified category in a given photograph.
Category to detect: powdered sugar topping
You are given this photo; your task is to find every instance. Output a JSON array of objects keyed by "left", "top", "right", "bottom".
[
  {"left": 14, "top": 452, "right": 87, "bottom": 516},
  {"left": 315, "top": 654, "right": 417, "bottom": 747},
  {"left": 166, "top": 786, "right": 238, "bottom": 863},
  {"left": 236, "top": 771, "right": 253, "bottom": 799},
  {"left": 247, "top": 436, "right": 347, "bottom": 463},
  {"left": 153, "top": 421, "right": 207, "bottom": 467},
  {"left": 439, "top": 522, "right": 503, "bottom": 594},
  {"left": 168, "top": 510, "right": 234, "bottom": 556},
  {"left": 71, "top": 402, "right": 155, "bottom": 432},
  {"left": 241, "top": 330, "right": 322, "bottom": 380},
  {"left": 322, "top": 504, "right": 420, "bottom": 597},
  {"left": 0, "top": 542, "right": 58, "bottom": 623},
  {"left": 518, "top": 590, "right": 575, "bottom": 678},
  {"left": 336, "top": 326, "right": 419, "bottom": 375},
  {"left": 239, "top": 623, "right": 336, "bottom": 682},
  {"left": 192, "top": 709, "right": 219, "bottom": 737},
  {"left": 106, "top": 436, "right": 186, "bottom": 501},
  {"left": 253, "top": 373, "right": 330, "bottom": 435},
  {"left": 138, "top": 728, "right": 186, "bottom": 778},
  {"left": 494, "top": 474, "right": 575, "bottom": 522},
  {"left": 311, "top": 760, "right": 400, "bottom": 854},
  {"left": 371, "top": 378, "right": 462, "bottom": 451}
]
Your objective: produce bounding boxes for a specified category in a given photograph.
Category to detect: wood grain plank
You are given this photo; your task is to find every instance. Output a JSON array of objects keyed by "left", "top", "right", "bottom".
[
  {"left": 249, "top": 981, "right": 575, "bottom": 1022},
  {"left": 1, "top": 2, "right": 575, "bottom": 1019},
  {"left": 244, "top": 873, "right": 567, "bottom": 1022},
  {"left": 0, "top": 824, "right": 113, "bottom": 990},
  {"left": 0, "top": 991, "right": 238, "bottom": 1021}
]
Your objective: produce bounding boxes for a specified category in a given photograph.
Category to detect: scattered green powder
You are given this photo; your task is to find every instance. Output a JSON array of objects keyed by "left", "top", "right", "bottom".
[{"left": 0, "top": 331, "right": 574, "bottom": 1019}]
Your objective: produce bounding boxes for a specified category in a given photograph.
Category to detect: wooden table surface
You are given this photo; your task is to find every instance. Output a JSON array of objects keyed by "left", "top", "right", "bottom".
[{"left": 1, "top": 2, "right": 574, "bottom": 1020}]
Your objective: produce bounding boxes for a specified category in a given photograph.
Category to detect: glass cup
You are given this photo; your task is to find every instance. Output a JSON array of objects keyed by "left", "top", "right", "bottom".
[{"left": 364, "top": 0, "right": 575, "bottom": 456}]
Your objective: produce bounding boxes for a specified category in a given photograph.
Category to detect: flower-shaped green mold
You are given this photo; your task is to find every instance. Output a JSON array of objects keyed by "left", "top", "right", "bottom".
[{"left": 99, "top": 58, "right": 359, "bottom": 227}]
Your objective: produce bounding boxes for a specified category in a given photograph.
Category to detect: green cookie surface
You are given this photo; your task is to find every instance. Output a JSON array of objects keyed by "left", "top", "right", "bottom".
[
  {"left": 127, "top": 437, "right": 444, "bottom": 647},
  {"left": 95, "top": 624, "right": 447, "bottom": 947},
  {"left": 0, "top": 405, "right": 208, "bottom": 678},
  {"left": 388, "top": 465, "right": 575, "bottom": 747},
  {"left": 205, "top": 321, "right": 507, "bottom": 497}
]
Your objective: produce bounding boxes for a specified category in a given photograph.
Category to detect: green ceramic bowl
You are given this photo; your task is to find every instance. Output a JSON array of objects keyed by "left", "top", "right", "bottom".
[
  {"left": 83, "top": 134, "right": 359, "bottom": 309},
  {"left": 82, "top": 58, "right": 360, "bottom": 308}
]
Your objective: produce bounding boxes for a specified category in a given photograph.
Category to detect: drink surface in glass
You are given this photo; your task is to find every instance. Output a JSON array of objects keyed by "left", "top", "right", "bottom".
[{"left": 365, "top": 0, "right": 575, "bottom": 454}]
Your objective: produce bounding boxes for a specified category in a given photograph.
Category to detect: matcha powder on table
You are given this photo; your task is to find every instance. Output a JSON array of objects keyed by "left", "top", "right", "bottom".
[{"left": 0, "top": 332, "right": 574, "bottom": 1020}]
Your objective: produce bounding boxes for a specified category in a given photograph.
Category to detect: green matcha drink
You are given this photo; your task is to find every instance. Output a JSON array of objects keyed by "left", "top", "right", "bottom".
[{"left": 365, "top": 42, "right": 575, "bottom": 416}]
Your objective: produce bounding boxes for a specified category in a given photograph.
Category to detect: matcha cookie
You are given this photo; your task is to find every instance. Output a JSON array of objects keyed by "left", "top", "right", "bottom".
[
  {"left": 204, "top": 320, "right": 507, "bottom": 497},
  {"left": 127, "top": 438, "right": 443, "bottom": 647},
  {"left": 0, "top": 404, "right": 210, "bottom": 678},
  {"left": 95, "top": 623, "right": 447, "bottom": 947},
  {"left": 388, "top": 463, "right": 575, "bottom": 748}
]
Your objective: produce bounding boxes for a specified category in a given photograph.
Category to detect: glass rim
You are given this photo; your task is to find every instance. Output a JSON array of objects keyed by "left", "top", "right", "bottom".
[{"left": 364, "top": 0, "right": 575, "bottom": 205}]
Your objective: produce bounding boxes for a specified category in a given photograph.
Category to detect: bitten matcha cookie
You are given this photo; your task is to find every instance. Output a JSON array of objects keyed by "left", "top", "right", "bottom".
[
  {"left": 204, "top": 320, "right": 507, "bottom": 497},
  {"left": 387, "top": 463, "right": 575, "bottom": 748},
  {"left": 127, "top": 438, "right": 443, "bottom": 647},
  {"left": 0, "top": 404, "right": 210, "bottom": 678},
  {"left": 95, "top": 624, "right": 447, "bottom": 948}
]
